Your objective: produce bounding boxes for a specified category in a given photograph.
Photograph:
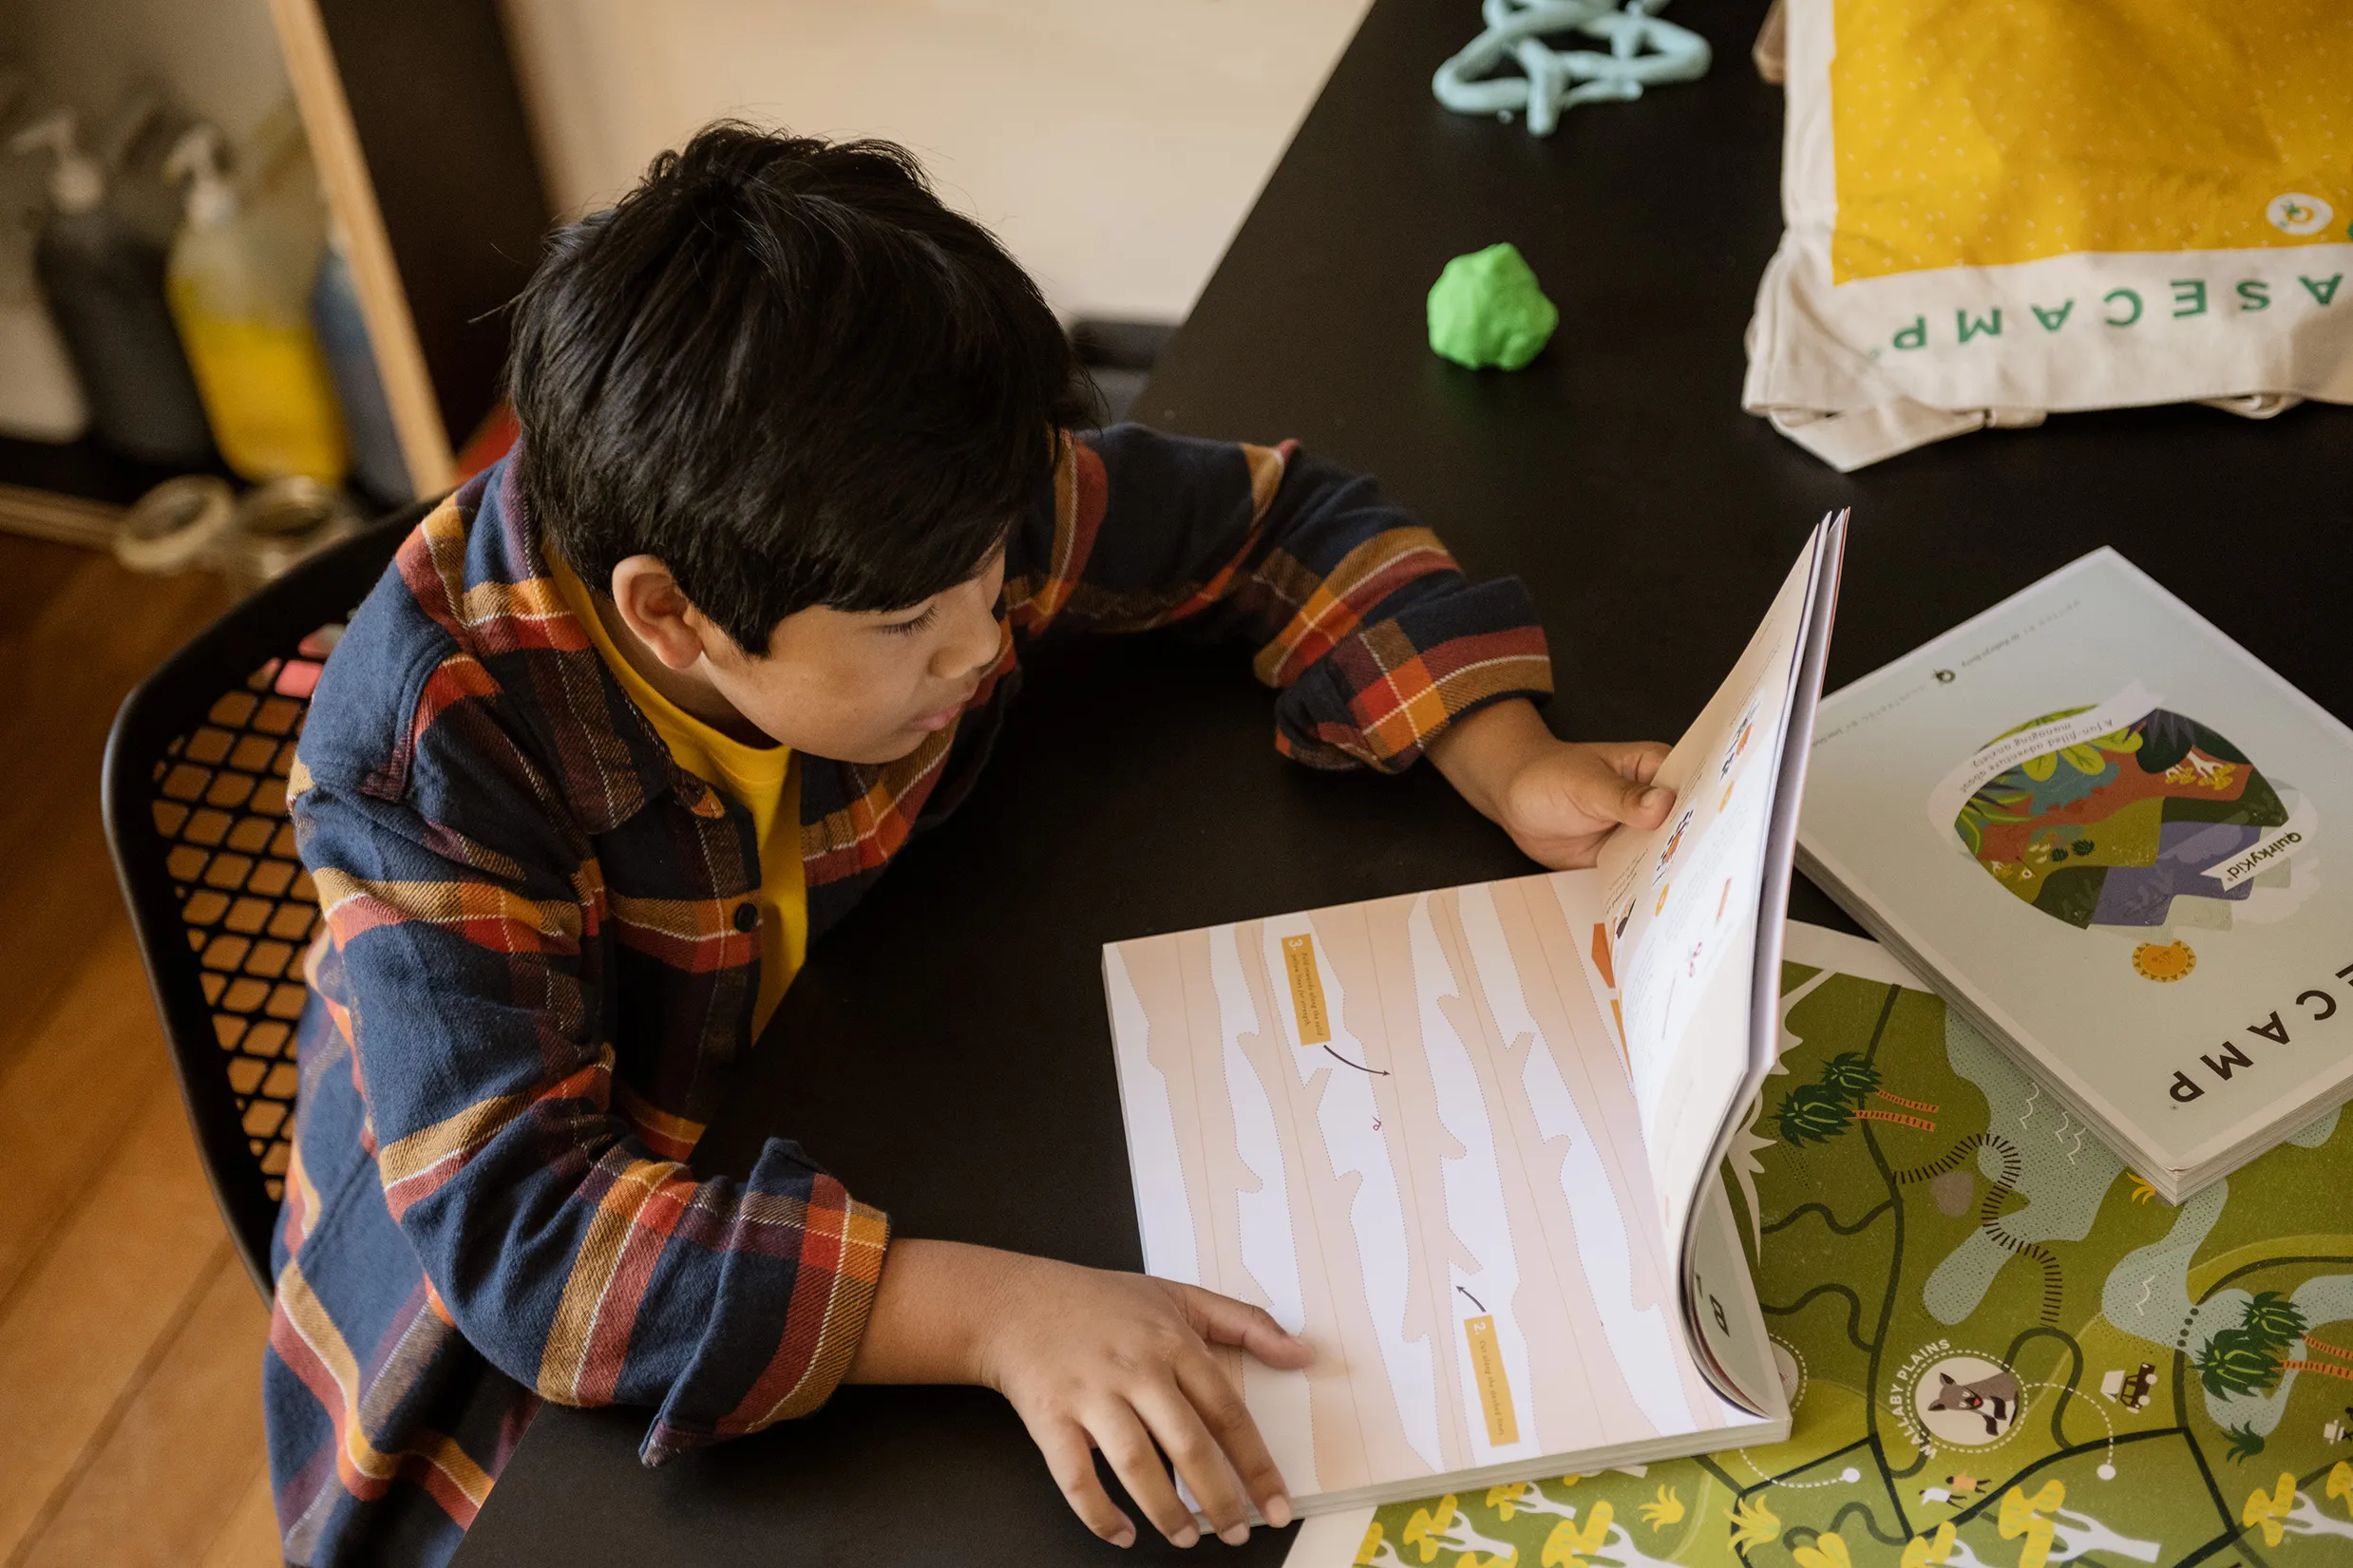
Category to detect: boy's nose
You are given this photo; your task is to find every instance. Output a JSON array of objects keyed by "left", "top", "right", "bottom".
[{"left": 933, "top": 584, "right": 1003, "bottom": 680}]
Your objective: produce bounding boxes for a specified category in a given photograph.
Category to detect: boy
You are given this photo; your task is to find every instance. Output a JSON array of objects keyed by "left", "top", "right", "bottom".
[{"left": 269, "top": 123, "right": 1672, "bottom": 1566}]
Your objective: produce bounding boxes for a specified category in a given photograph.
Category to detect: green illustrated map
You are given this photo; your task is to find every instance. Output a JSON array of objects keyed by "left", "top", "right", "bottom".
[{"left": 1331, "top": 935, "right": 2353, "bottom": 1568}]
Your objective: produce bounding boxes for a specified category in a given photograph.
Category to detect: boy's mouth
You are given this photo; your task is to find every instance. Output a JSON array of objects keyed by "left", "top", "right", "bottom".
[{"left": 909, "top": 690, "right": 977, "bottom": 733}]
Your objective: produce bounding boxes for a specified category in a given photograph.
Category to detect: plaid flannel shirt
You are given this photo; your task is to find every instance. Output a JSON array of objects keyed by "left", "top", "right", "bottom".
[{"left": 265, "top": 427, "right": 1552, "bottom": 1565}]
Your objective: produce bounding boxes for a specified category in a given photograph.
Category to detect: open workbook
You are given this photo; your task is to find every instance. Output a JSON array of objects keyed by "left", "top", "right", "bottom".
[{"left": 1101, "top": 514, "right": 1844, "bottom": 1514}]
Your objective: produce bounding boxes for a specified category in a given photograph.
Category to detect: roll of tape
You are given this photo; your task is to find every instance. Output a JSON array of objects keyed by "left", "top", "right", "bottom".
[
  {"left": 233, "top": 476, "right": 359, "bottom": 588},
  {"left": 118, "top": 475, "right": 237, "bottom": 574},
  {"left": 235, "top": 475, "right": 347, "bottom": 539}
]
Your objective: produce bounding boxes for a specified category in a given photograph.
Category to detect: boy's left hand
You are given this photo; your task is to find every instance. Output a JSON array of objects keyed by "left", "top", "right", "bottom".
[{"left": 1427, "top": 698, "right": 1674, "bottom": 869}]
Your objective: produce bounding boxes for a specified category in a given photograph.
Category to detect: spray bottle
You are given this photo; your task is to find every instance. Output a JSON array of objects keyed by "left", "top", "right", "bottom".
[
  {"left": 11, "top": 109, "right": 212, "bottom": 464},
  {"left": 0, "top": 78, "right": 88, "bottom": 442},
  {"left": 311, "top": 214, "right": 409, "bottom": 502},
  {"left": 162, "top": 123, "right": 347, "bottom": 484}
]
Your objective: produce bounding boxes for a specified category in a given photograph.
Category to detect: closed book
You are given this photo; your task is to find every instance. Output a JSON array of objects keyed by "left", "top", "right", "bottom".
[{"left": 1798, "top": 548, "right": 2353, "bottom": 1201}]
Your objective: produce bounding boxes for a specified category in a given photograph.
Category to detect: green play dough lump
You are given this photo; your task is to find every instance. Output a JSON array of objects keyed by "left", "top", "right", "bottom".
[{"left": 1426, "top": 242, "right": 1559, "bottom": 370}]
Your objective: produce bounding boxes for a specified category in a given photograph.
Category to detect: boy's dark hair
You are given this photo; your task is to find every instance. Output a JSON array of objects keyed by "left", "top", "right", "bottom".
[{"left": 507, "top": 123, "right": 1090, "bottom": 651}]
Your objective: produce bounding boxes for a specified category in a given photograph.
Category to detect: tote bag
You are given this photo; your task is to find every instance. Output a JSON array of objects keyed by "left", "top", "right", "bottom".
[{"left": 1742, "top": 1, "right": 2353, "bottom": 470}]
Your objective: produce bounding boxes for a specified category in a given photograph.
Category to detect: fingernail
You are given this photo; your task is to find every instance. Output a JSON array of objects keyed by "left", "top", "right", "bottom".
[
  {"left": 1111, "top": 1526, "right": 1136, "bottom": 1549},
  {"left": 1641, "top": 786, "right": 1669, "bottom": 809},
  {"left": 1264, "top": 1495, "right": 1294, "bottom": 1529},
  {"left": 1220, "top": 1523, "right": 1252, "bottom": 1547},
  {"left": 1172, "top": 1524, "right": 1200, "bottom": 1549}
]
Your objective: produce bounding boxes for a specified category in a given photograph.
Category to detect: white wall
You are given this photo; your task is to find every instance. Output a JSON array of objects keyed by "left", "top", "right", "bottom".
[
  {"left": 7, "top": 0, "right": 290, "bottom": 151},
  {"left": 497, "top": 0, "right": 1373, "bottom": 323}
]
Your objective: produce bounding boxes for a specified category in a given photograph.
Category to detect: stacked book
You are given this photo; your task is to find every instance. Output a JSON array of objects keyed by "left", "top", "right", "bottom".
[{"left": 1798, "top": 549, "right": 2353, "bottom": 1202}]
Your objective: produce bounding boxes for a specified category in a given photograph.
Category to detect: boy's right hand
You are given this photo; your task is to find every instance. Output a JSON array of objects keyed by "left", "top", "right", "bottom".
[
  {"left": 844, "top": 1238, "right": 1313, "bottom": 1548},
  {"left": 984, "top": 1255, "right": 1312, "bottom": 1548}
]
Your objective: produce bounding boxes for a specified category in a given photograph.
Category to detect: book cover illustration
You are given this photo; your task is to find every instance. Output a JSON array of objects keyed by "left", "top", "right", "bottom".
[
  {"left": 1940, "top": 692, "right": 2315, "bottom": 986},
  {"left": 1289, "top": 924, "right": 2353, "bottom": 1568}
]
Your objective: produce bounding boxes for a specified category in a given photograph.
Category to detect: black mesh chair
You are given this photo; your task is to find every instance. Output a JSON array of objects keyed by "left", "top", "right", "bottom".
[{"left": 104, "top": 499, "right": 433, "bottom": 1296}]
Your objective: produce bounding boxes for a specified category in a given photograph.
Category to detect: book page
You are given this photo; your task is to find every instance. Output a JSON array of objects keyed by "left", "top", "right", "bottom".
[
  {"left": 1105, "top": 872, "right": 1768, "bottom": 1510},
  {"left": 1589, "top": 522, "right": 1834, "bottom": 1250}
]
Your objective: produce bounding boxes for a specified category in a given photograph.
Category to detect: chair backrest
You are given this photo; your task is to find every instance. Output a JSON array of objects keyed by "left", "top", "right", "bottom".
[{"left": 104, "top": 500, "right": 434, "bottom": 1296}]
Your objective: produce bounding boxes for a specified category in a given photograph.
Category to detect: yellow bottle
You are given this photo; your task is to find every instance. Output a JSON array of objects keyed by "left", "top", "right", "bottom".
[{"left": 162, "top": 125, "right": 348, "bottom": 485}]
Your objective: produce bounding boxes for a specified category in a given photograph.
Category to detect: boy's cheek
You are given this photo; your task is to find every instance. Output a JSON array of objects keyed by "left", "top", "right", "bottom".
[{"left": 726, "top": 661, "right": 933, "bottom": 762}]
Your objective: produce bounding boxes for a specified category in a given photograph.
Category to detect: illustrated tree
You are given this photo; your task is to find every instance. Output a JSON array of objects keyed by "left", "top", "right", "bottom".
[
  {"left": 2240, "top": 1292, "right": 2308, "bottom": 1354},
  {"left": 2194, "top": 1327, "right": 2284, "bottom": 1399},
  {"left": 1819, "top": 1052, "right": 1882, "bottom": 1103},
  {"left": 1727, "top": 1496, "right": 1779, "bottom": 1553},
  {"left": 1776, "top": 1073, "right": 1938, "bottom": 1147},
  {"left": 2222, "top": 1422, "right": 2267, "bottom": 1464},
  {"left": 1540, "top": 1502, "right": 1612, "bottom": 1566},
  {"left": 1774, "top": 1083, "right": 1854, "bottom": 1146}
]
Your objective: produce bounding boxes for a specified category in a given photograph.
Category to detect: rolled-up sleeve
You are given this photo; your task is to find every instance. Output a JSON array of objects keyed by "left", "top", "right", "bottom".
[{"left": 1007, "top": 425, "right": 1553, "bottom": 771}]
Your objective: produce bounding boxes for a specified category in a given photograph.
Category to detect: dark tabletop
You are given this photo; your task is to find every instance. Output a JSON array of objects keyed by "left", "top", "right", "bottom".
[{"left": 456, "top": 0, "right": 2353, "bottom": 1562}]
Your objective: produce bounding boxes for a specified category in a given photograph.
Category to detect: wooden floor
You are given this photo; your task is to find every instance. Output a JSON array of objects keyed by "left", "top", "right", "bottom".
[{"left": 0, "top": 532, "right": 286, "bottom": 1568}]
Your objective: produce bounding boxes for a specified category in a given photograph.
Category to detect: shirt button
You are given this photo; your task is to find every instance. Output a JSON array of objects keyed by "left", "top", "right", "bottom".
[{"left": 732, "top": 901, "right": 760, "bottom": 933}]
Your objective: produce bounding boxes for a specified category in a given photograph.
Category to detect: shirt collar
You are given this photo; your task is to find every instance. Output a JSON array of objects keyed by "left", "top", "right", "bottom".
[{"left": 474, "top": 461, "right": 735, "bottom": 830}]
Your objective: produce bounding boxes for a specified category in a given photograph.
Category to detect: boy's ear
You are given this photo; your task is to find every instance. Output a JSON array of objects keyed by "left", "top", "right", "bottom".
[{"left": 609, "top": 556, "right": 722, "bottom": 672}]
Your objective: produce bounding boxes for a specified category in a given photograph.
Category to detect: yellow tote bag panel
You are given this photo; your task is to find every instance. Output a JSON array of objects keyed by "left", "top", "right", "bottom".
[
  {"left": 1743, "top": 0, "right": 2353, "bottom": 469},
  {"left": 1828, "top": 0, "right": 2353, "bottom": 284}
]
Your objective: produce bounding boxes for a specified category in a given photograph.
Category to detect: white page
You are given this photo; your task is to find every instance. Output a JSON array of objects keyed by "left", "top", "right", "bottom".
[
  {"left": 1590, "top": 520, "right": 1839, "bottom": 1251},
  {"left": 1103, "top": 872, "right": 1783, "bottom": 1514}
]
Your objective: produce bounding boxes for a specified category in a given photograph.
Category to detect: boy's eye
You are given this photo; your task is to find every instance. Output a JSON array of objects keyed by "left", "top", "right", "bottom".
[{"left": 881, "top": 604, "right": 939, "bottom": 638}]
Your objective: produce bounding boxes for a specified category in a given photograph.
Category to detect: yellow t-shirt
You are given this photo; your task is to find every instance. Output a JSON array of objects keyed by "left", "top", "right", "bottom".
[{"left": 549, "top": 556, "right": 807, "bottom": 1036}]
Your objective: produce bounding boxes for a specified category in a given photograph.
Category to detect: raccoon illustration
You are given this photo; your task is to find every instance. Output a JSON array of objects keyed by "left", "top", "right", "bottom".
[{"left": 1927, "top": 1370, "right": 2020, "bottom": 1438}]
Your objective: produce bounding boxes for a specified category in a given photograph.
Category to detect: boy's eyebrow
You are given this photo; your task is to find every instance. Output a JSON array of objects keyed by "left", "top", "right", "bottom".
[{"left": 862, "top": 541, "right": 1010, "bottom": 623}]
